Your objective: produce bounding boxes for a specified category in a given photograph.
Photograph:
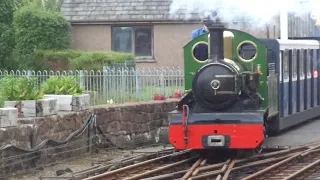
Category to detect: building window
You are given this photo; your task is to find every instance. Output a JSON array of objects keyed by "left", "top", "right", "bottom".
[{"left": 112, "top": 26, "right": 153, "bottom": 58}]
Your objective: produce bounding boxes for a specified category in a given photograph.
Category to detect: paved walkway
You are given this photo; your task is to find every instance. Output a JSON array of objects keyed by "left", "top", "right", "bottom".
[{"left": 263, "top": 118, "right": 320, "bottom": 148}]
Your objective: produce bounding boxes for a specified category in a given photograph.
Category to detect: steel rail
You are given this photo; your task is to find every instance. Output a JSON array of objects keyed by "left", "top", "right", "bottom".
[
  {"left": 242, "top": 144, "right": 320, "bottom": 180},
  {"left": 83, "top": 150, "right": 191, "bottom": 180},
  {"left": 182, "top": 157, "right": 205, "bottom": 179},
  {"left": 186, "top": 153, "right": 296, "bottom": 180},
  {"left": 190, "top": 146, "right": 304, "bottom": 177},
  {"left": 124, "top": 156, "right": 199, "bottom": 180},
  {"left": 222, "top": 159, "right": 235, "bottom": 180},
  {"left": 141, "top": 169, "right": 189, "bottom": 180},
  {"left": 281, "top": 158, "right": 320, "bottom": 180}
]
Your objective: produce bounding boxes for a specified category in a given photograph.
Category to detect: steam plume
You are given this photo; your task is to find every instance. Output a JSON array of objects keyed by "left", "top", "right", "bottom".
[{"left": 169, "top": 0, "right": 320, "bottom": 28}]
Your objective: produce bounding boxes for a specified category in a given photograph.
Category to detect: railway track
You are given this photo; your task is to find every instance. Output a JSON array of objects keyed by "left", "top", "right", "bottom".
[
  {"left": 39, "top": 143, "right": 320, "bottom": 180},
  {"left": 183, "top": 146, "right": 309, "bottom": 180},
  {"left": 240, "top": 144, "right": 320, "bottom": 180},
  {"left": 79, "top": 146, "right": 307, "bottom": 180},
  {"left": 81, "top": 149, "right": 197, "bottom": 180}
]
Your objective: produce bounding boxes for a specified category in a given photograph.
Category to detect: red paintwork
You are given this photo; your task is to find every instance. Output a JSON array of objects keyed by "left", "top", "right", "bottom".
[{"left": 169, "top": 124, "right": 265, "bottom": 150}]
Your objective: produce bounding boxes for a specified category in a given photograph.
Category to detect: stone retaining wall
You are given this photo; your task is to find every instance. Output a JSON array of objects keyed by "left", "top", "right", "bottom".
[
  {"left": 0, "top": 110, "right": 91, "bottom": 150},
  {"left": 0, "top": 99, "right": 179, "bottom": 177},
  {"left": 0, "top": 99, "right": 179, "bottom": 150},
  {"left": 94, "top": 99, "right": 178, "bottom": 148}
]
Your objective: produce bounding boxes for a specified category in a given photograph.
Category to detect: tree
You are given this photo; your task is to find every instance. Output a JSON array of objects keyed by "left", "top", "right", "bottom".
[
  {"left": 0, "top": 0, "right": 18, "bottom": 70},
  {"left": 0, "top": 24, "right": 16, "bottom": 70},
  {"left": 13, "top": 3, "right": 71, "bottom": 69},
  {"left": 0, "top": 0, "right": 68, "bottom": 70},
  {"left": 0, "top": 0, "right": 15, "bottom": 24},
  {"left": 15, "top": 0, "right": 64, "bottom": 12},
  {"left": 42, "top": 0, "right": 64, "bottom": 12}
]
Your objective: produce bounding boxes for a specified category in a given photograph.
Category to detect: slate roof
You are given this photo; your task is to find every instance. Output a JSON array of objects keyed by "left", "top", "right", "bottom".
[{"left": 61, "top": 0, "right": 201, "bottom": 23}]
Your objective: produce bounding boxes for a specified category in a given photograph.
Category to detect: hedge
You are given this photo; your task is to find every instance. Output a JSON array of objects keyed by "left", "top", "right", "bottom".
[
  {"left": 12, "top": 3, "right": 71, "bottom": 69},
  {"left": 35, "top": 50, "right": 135, "bottom": 70}
]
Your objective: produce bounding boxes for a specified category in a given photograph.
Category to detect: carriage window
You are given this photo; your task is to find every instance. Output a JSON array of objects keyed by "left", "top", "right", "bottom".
[
  {"left": 317, "top": 50, "right": 320, "bottom": 71},
  {"left": 280, "top": 50, "right": 283, "bottom": 79},
  {"left": 292, "top": 49, "right": 297, "bottom": 78},
  {"left": 297, "top": 50, "right": 300, "bottom": 76},
  {"left": 283, "top": 49, "right": 289, "bottom": 79},
  {"left": 289, "top": 50, "right": 293, "bottom": 78},
  {"left": 300, "top": 49, "right": 305, "bottom": 76},
  {"left": 304, "top": 49, "right": 310, "bottom": 76},
  {"left": 308, "top": 49, "right": 313, "bottom": 74},
  {"left": 313, "top": 49, "right": 318, "bottom": 71},
  {"left": 318, "top": 50, "right": 320, "bottom": 70}
]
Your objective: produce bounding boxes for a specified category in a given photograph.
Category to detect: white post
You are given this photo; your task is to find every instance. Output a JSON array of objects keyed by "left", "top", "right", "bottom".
[
  {"left": 280, "top": 10, "right": 288, "bottom": 40},
  {"left": 79, "top": 70, "right": 84, "bottom": 89}
]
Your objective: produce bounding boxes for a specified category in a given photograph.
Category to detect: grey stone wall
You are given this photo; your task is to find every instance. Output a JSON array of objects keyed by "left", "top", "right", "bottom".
[
  {"left": 0, "top": 99, "right": 179, "bottom": 177},
  {"left": 93, "top": 99, "right": 178, "bottom": 148},
  {"left": 0, "top": 99, "right": 178, "bottom": 149},
  {"left": 0, "top": 110, "right": 91, "bottom": 149}
]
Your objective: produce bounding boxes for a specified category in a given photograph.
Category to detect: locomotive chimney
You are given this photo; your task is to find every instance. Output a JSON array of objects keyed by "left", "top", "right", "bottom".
[{"left": 203, "top": 12, "right": 225, "bottom": 62}]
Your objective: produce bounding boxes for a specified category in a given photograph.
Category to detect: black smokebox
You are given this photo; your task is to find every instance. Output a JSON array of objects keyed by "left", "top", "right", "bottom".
[{"left": 203, "top": 13, "right": 225, "bottom": 62}]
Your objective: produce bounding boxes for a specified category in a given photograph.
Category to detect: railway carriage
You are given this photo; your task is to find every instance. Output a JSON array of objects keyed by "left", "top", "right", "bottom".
[
  {"left": 266, "top": 39, "right": 320, "bottom": 133},
  {"left": 168, "top": 19, "right": 320, "bottom": 151}
]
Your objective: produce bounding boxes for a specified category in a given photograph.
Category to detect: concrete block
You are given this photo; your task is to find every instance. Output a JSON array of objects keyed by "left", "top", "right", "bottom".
[
  {"left": 4, "top": 99, "right": 58, "bottom": 117},
  {"left": 0, "top": 108, "right": 18, "bottom": 127},
  {"left": 44, "top": 94, "right": 90, "bottom": 111},
  {"left": 44, "top": 95, "right": 72, "bottom": 111},
  {"left": 36, "top": 98, "right": 57, "bottom": 117},
  {"left": 22, "top": 100, "right": 36, "bottom": 117},
  {"left": 4, "top": 100, "right": 36, "bottom": 117},
  {"left": 72, "top": 94, "right": 90, "bottom": 111}
]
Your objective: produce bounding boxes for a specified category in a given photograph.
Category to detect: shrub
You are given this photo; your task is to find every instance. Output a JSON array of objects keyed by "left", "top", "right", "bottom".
[
  {"left": 0, "top": 95, "right": 5, "bottom": 108},
  {"left": 41, "top": 76, "right": 84, "bottom": 95},
  {"left": 13, "top": 4, "right": 71, "bottom": 69},
  {"left": 35, "top": 50, "right": 135, "bottom": 70},
  {"left": 34, "top": 50, "right": 78, "bottom": 70},
  {"left": 0, "top": 76, "right": 42, "bottom": 102},
  {"left": 70, "top": 51, "right": 134, "bottom": 70}
]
